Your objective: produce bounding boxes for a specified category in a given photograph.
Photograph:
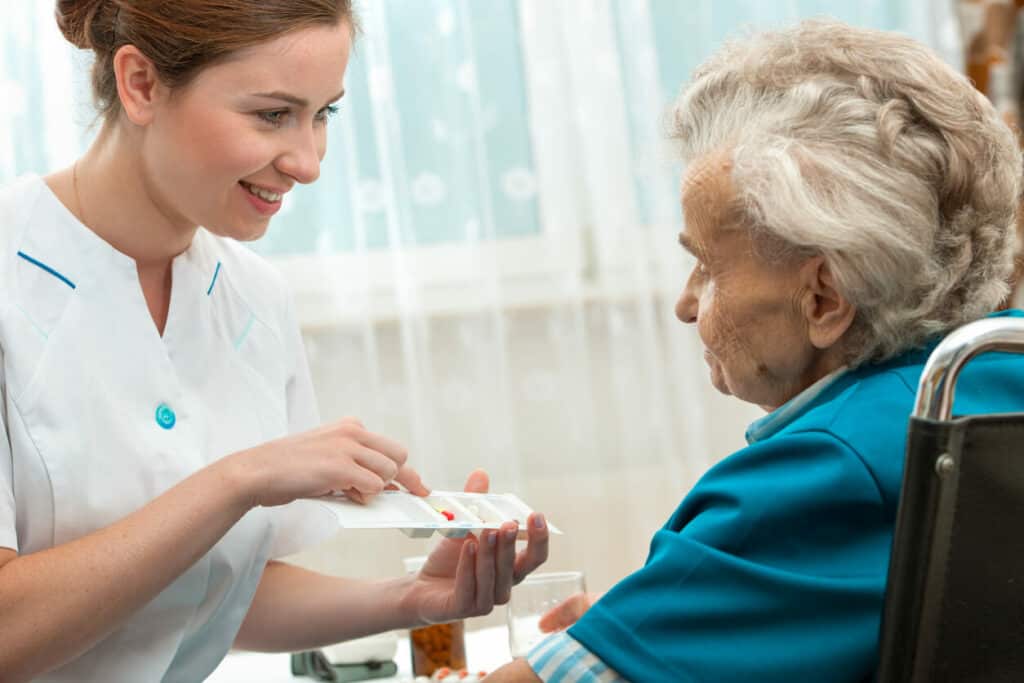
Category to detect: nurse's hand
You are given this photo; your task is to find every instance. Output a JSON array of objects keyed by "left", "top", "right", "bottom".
[
  {"left": 398, "top": 469, "right": 549, "bottom": 624},
  {"left": 224, "top": 417, "right": 429, "bottom": 508}
]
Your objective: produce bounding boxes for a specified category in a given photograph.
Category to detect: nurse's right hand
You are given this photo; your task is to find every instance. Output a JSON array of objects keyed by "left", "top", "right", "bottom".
[{"left": 221, "top": 416, "right": 428, "bottom": 508}]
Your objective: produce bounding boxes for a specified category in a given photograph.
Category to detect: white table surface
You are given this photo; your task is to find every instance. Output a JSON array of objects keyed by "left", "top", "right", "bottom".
[{"left": 206, "top": 626, "right": 513, "bottom": 682}]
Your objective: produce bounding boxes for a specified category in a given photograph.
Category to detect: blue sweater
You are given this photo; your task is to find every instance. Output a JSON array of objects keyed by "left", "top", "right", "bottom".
[{"left": 569, "top": 310, "right": 1024, "bottom": 682}]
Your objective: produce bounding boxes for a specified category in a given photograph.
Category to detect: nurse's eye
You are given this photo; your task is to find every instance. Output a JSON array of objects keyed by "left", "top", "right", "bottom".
[
  {"left": 257, "top": 109, "right": 290, "bottom": 127},
  {"left": 314, "top": 104, "right": 340, "bottom": 125}
]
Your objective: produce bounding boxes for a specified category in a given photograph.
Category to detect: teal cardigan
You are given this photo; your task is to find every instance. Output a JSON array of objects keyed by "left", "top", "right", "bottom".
[{"left": 569, "top": 310, "right": 1024, "bottom": 682}]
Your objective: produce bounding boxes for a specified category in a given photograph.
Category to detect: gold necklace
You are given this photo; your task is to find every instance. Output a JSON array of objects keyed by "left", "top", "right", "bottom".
[{"left": 72, "top": 160, "right": 88, "bottom": 227}]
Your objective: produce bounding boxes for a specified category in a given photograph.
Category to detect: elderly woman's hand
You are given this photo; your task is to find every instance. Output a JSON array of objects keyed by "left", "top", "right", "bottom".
[
  {"left": 399, "top": 470, "right": 549, "bottom": 625},
  {"left": 538, "top": 591, "right": 601, "bottom": 632}
]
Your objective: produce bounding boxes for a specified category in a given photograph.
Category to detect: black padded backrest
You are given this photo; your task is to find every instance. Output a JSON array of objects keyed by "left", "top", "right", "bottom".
[{"left": 878, "top": 413, "right": 1024, "bottom": 682}]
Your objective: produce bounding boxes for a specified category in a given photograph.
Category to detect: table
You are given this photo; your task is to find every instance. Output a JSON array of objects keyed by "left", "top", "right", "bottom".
[{"left": 206, "top": 626, "right": 513, "bottom": 682}]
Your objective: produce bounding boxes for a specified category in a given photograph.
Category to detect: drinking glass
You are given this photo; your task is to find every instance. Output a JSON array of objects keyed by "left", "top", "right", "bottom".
[{"left": 506, "top": 571, "right": 587, "bottom": 658}]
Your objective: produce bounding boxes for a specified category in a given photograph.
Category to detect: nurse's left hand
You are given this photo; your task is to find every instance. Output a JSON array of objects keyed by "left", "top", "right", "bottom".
[{"left": 399, "top": 469, "right": 549, "bottom": 624}]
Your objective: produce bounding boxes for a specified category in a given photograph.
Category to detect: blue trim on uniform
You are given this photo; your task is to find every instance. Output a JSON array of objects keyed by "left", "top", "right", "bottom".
[
  {"left": 206, "top": 261, "right": 222, "bottom": 295},
  {"left": 234, "top": 313, "right": 256, "bottom": 350},
  {"left": 13, "top": 303, "right": 48, "bottom": 340},
  {"left": 17, "top": 251, "right": 76, "bottom": 289}
]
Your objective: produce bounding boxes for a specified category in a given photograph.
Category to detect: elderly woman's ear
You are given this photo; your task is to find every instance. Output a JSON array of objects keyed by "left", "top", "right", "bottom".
[{"left": 797, "top": 255, "right": 856, "bottom": 350}]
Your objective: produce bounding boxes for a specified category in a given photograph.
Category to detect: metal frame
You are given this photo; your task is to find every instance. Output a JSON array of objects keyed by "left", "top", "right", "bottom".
[{"left": 914, "top": 318, "right": 1024, "bottom": 421}]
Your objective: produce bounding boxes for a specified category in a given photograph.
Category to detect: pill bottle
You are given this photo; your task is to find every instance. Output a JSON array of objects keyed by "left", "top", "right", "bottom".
[{"left": 403, "top": 556, "right": 467, "bottom": 677}]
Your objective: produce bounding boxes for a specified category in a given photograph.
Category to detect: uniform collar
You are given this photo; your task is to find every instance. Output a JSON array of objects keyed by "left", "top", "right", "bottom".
[{"left": 24, "top": 174, "right": 219, "bottom": 290}]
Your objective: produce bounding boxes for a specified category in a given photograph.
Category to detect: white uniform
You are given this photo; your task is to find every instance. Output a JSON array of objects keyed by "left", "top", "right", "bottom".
[{"left": 0, "top": 175, "right": 336, "bottom": 681}]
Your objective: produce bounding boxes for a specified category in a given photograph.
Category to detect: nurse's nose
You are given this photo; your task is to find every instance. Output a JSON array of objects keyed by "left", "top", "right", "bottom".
[{"left": 277, "top": 126, "right": 324, "bottom": 185}]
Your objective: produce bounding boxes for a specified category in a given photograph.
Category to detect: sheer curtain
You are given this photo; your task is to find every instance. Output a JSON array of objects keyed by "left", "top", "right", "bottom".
[{"left": 1, "top": 0, "right": 956, "bottom": 597}]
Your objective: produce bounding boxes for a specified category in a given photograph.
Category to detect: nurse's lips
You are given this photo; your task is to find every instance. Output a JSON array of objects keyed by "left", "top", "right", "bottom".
[{"left": 240, "top": 181, "right": 286, "bottom": 216}]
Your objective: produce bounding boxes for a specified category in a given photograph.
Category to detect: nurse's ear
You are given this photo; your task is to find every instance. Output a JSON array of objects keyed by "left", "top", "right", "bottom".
[{"left": 112, "top": 44, "right": 167, "bottom": 126}]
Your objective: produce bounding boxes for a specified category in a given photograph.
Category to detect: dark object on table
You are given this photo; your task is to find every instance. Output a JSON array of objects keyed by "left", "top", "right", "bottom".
[{"left": 290, "top": 650, "right": 398, "bottom": 682}]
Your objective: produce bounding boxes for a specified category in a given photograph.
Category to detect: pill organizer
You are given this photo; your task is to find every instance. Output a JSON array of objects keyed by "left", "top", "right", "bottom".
[{"left": 310, "top": 490, "right": 560, "bottom": 538}]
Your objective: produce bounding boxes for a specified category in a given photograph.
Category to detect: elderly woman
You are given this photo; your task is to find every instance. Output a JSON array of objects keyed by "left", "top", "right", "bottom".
[{"left": 487, "top": 19, "right": 1024, "bottom": 683}]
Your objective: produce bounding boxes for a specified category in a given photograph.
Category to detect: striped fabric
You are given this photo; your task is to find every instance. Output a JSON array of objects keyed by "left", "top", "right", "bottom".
[{"left": 526, "top": 632, "right": 628, "bottom": 683}]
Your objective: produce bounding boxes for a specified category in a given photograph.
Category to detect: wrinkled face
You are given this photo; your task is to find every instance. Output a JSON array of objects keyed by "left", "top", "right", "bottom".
[
  {"left": 674, "top": 153, "right": 822, "bottom": 410},
  {"left": 141, "top": 20, "right": 351, "bottom": 241}
]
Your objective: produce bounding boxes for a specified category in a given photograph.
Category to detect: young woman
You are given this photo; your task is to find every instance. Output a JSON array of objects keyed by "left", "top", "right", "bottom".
[{"left": 0, "top": 2, "right": 548, "bottom": 680}]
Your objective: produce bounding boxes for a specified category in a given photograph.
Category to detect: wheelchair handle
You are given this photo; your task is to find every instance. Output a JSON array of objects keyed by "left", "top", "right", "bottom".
[{"left": 914, "top": 317, "right": 1024, "bottom": 421}]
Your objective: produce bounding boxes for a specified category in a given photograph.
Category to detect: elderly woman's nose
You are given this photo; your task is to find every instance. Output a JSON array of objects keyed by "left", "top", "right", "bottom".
[{"left": 676, "top": 285, "right": 698, "bottom": 323}]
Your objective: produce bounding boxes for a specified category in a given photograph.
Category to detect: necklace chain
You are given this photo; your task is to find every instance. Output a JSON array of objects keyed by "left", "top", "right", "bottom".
[{"left": 72, "top": 160, "right": 88, "bottom": 227}]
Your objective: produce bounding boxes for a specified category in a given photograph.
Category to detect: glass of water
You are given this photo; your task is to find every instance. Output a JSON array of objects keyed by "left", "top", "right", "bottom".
[{"left": 506, "top": 571, "right": 587, "bottom": 658}]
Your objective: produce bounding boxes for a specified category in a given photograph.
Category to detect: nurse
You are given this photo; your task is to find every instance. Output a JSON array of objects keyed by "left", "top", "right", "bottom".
[{"left": 0, "top": 1, "right": 548, "bottom": 681}]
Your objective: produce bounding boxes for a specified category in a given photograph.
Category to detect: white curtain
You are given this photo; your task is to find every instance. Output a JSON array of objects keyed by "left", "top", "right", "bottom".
[{"left": 1, "top": 0, "right": 957, "bottom": 598}]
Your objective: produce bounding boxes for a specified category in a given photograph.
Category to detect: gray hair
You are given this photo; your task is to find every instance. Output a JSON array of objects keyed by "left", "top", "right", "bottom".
[{"left": 671, "top": 19, "right": 1022, "bottom": 365}]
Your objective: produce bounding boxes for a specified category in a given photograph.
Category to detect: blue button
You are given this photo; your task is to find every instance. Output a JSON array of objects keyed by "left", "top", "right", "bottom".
[{"left": 155, "top": 403, "right": 176, "bottom": 430}]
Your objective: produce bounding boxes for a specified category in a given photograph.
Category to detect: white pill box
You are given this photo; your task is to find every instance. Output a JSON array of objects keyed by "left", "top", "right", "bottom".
[{"left": 311, "top": 490, "right": 561, "bottom": 539}]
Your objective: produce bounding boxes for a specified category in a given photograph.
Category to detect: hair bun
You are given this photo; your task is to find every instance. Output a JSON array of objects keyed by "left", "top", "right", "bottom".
[{"left": 55, "top": 0, "right": 113, "bottom": 50}]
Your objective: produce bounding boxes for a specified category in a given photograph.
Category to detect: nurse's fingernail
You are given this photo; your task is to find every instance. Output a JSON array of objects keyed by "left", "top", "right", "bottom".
[
  {"left": 534, "top": 514, "right": 546, "bottom": 529},
  {"left": 468, "top": 541, "right": 477, "bottom": 555},
  {"left": 505, "top": 527, "right": 517, "bottom": 541},
  {"left": 487, "top": 531, "right": 497, "bottom": 547}
]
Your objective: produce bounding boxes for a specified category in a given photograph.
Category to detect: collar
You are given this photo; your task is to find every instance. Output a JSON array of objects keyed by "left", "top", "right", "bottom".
[
  {"left": 742, "top": 309, "right": 1024, "bottom": 444},
  {"left": 744, "top": 364, "right": 849, "bottom": 444},
  {"left": 23, "top": 174, "right": 219, "bottom": 290}
]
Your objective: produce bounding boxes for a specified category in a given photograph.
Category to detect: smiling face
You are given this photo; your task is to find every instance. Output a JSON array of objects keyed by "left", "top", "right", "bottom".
[
  {"left": 673, "top": 152, "right": 852, "bottom": 410},
  {"left": 138, "top": 20, "right": 351, "bottom": 242}
]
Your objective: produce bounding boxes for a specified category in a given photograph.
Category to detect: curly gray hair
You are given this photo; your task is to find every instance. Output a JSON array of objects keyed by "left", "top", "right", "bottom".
[{"left": 671, "top": 19, "right": 1022, "bottom": 364}]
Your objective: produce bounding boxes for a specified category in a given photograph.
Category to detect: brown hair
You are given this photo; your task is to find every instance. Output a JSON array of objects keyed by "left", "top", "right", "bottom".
[{"left": 55, "top": 0, "right": 355, "bottom": 122}]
